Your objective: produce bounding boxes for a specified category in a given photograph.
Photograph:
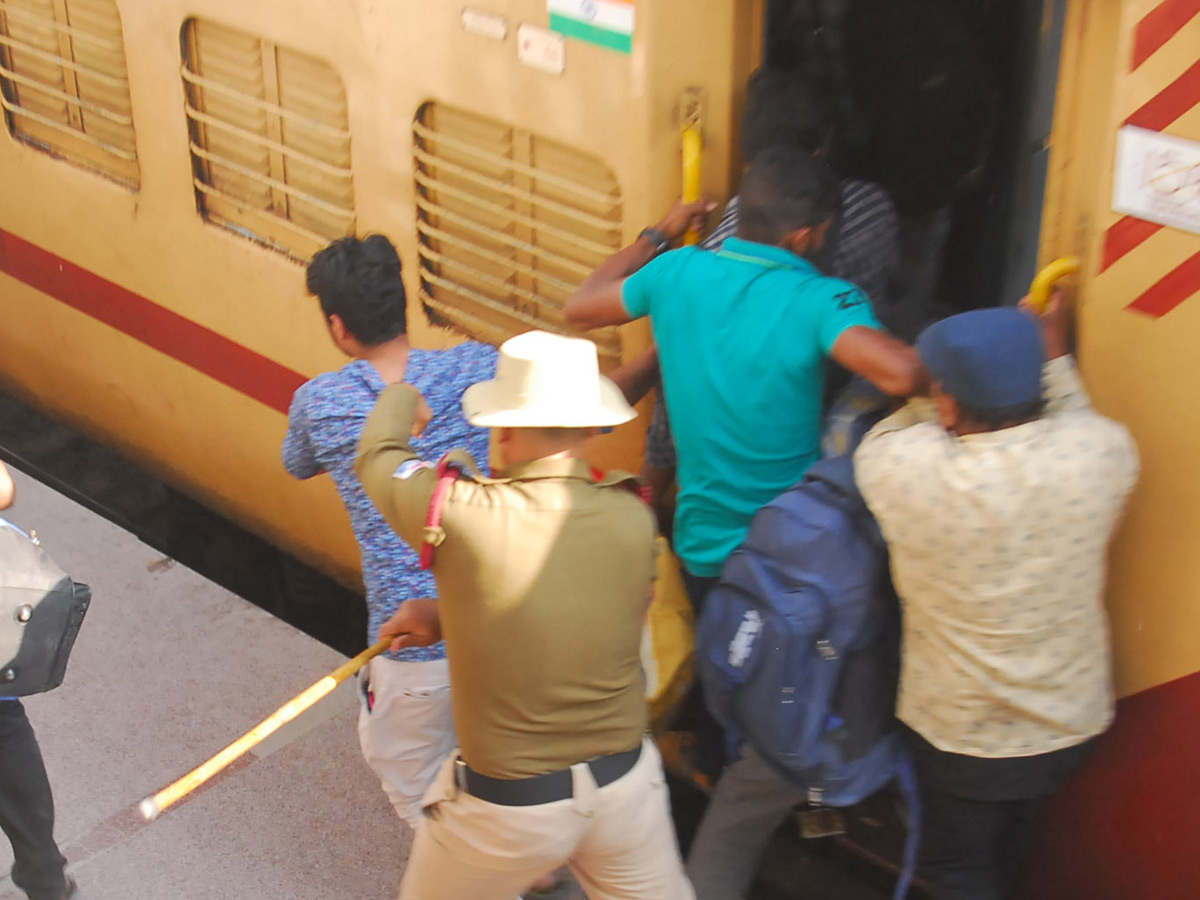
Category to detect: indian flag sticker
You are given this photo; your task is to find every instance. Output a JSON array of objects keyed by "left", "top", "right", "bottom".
[{"left": 548, "top": 0, "right": 634, "bottom": 54}]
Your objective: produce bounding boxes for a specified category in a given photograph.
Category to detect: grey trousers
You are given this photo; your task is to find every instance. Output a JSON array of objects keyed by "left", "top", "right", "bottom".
[{"left": 684, "top": 747, "right": 805, "bottom": 900}]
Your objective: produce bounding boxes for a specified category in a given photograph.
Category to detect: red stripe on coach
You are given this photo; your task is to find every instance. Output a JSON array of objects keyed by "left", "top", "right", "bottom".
[
  {"left": 1021, "top": 668, "right": 1200, "bottom": 900},
  {"left": 1126, "top": 57, "right": 1200, "bottom": 131},
  {"left": 1126, "top": 250, "right": 1200, "bottom": 318},
  {"left": 1100, "top": 216, "right": 1164, "bottom": 273},
  {"left": 1132, "top": 0, "right": 1200, "bottom": 70},
  {"left": 0, "top": 229, "right": 306, "bottom": 414}
]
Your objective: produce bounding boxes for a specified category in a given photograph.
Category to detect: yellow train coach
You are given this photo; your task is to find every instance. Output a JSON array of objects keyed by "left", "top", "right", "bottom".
[{"left": 0, "top": 0, "right": 1197, "bottom": 896}]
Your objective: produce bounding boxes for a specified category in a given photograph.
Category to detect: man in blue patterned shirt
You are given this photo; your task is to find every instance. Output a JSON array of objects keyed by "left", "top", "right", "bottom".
[{"left": 281, "top": 235, "right": 496, "bottom": 829}]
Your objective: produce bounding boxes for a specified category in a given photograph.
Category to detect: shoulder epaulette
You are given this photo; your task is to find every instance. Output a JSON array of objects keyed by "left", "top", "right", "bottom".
[
  {"left": 438, "top": 449, "right": 489, "bottom": 482},
  {"left": 594, "top": 468, "right": 644, "bottom": 496}
]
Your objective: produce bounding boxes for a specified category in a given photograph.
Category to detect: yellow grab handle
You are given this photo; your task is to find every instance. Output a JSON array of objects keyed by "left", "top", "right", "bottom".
[
  {"left": 682, "top": 125, "right": 703, "bottom": 204},
  {"left": 138, "top": 637, "right": 392, "bottom": 821},
  {"left": 681, "top": 90, "right": 703, "bottom": 246},
  {"left": 1029, "top": 256, "right": 1080, "bottom": 313}
]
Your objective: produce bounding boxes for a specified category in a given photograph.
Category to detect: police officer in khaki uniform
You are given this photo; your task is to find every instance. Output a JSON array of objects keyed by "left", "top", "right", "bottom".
[{"left": 355, "top": 330, "right": 695, "bottom": 900}]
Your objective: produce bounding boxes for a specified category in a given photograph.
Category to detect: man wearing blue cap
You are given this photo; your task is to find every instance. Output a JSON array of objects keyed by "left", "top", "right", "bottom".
[{"left": 854, "top": 298, "right": 1139, "bottom": 900}]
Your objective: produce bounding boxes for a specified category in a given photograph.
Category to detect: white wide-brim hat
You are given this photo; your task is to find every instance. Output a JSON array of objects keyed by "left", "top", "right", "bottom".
[{"left": 462, "top": 330, "right": 637, "bottom": 428}]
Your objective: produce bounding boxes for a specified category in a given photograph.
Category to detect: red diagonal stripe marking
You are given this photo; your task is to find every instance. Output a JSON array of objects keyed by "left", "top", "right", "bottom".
[
  {"left": 1126, "top": 56, "right": 1200, "bottom": 131},
  {"left": 1132, "top": 0, "right": 1200, "bottom": 70},
  {"left": 1126, "top": 250, "right": 1200, "bottom": 318},
  {"left": 0, "top": 229, "right": 306, "bottom": 414},
  {"left": 1101, "top": 216, "right": 1165, "bottom": 272}
]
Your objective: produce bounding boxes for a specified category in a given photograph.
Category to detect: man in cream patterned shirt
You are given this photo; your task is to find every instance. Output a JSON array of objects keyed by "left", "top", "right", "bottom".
[{"left": 855, "top": 298, "right": 1139, "bottom": 900}]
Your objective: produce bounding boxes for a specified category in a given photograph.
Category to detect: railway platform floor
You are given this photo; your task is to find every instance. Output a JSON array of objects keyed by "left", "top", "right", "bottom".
[
  {"left": 0, "top": 465, "right": 410, "bottom": 900},
  {"left": 0, "top": 462, "right": 895, "bottom": 900}
]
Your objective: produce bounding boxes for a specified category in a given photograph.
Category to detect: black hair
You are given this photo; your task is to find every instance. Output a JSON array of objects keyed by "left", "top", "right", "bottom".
[
  {"left": 737, "top": 146, "right": 840, "bottom": 245},
  {"left": 957, "top": 397, "right": 1046, "bottom": 431},
  {"left": 740, "top": 67, "right": 836, "bottom": 162},
  {"left": 305, "top": 234, "right": 408, "bottom": 345}
]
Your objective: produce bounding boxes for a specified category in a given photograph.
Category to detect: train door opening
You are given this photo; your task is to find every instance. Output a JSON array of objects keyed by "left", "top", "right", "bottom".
[
  {"left": 739, "top": 1, "right": 1072, "bottom": 883},
  {"left": 760, "top": 0, "right": 1069, "bottom": 333}
]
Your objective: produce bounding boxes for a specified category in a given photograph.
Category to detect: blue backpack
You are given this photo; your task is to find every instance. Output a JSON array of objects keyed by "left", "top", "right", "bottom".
[{"left": 695, "top": 455, "right": 919, "bottom": 899}]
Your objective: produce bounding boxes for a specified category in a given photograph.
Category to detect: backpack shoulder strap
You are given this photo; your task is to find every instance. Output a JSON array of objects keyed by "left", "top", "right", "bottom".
[
  {"left": 419, "top": 455, "right": 462, "bottom": 570},
  {"left": 893, "top": 753, "right": 921, "bottom": 900},
  {"left": 799, "top": 456, "right": 886, "bottom": 550},
  {"left": 803, "top": 456, "right": 859, "bottom": 499}
]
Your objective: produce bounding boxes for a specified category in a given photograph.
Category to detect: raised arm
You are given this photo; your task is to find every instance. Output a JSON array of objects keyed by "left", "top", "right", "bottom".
[
  {"left": 1018, "top": 292, "right": 1092, "bottom": 415},
  {"left": 354, "top": 384, "right": 443, "bottom": 551},
  {"left": 830, "top": 326, "right": 929, "bottom": 397},
  {"left": 565, "top": 198, "right": 715, "bottom": 331},
  {"left": 606, "top": 345, "right": 661, "bottom": 406}
]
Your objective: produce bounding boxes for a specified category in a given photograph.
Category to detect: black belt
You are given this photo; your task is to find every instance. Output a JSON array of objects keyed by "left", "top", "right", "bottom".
[{"left": 456, "top": 744, "right": 643, "bottom": 807}]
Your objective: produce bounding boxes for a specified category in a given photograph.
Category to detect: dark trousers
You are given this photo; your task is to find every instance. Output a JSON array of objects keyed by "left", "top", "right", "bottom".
[
  {"left": 0, "top": 700, "right": 68, "bottom": 900},
  {"left": 907, "top": 727, "right": 1095, "bottom": 900},
  {"left": 679, "top": 571, "right": 718, "bottom": 618},
  {"left": 680, "top": 571, "right": 727, "bottom": 783}
]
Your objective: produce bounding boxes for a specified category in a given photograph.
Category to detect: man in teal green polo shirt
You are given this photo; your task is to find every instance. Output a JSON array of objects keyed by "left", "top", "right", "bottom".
[{"left": 566, "top": 147, "right": 924, "bottom": 592}]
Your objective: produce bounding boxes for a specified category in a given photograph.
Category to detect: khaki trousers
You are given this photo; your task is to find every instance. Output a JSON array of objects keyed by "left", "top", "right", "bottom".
[
  {"left": 399, "top": 738, "right": 695, "bottom": 900},
  {"left": 357, "top": 657, "right": 455, "bottom": 830}
]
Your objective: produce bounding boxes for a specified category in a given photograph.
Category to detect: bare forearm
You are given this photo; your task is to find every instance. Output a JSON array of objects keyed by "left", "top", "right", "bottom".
[
  {"left": 566, "top": 198, "right": 717, "bottom": 330},
  {"left": 607, "top": 345, "right": 660, "bottom": 405},
  {"left": 876, "top": 346, "right": 930, "bottom": 397},
  {"left": 564, "top": 236, "right": 660, "bottom": 330},
  {"left": 831, "top": 327, "right": 929, "bottom": 397}
]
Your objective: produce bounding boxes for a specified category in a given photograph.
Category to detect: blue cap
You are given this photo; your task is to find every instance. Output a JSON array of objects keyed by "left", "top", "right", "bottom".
[{"left": 916, "top": 308, "right": 1044, "bottom": 411}]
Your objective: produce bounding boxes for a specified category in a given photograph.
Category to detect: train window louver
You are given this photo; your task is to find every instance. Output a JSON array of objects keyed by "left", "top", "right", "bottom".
[
  {"left": 0, "top": 0, "right": 138, "bottom": 186},
  {"left": 181, "top": 19, "right": 354, "bottom": 261},
  {"left": 414, "top": 102, "right": 624, "bottom": 360}
]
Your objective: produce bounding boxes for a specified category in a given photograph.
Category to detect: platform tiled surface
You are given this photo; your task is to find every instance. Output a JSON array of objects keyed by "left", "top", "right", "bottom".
[{"left": 0, "top": 468, "right": 410, "bottom": 899}]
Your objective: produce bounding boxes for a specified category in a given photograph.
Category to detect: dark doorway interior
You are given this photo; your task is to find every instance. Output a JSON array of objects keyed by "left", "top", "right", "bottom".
[{"left": 762, "top": 0, "right": 1064, "bottom": 323}]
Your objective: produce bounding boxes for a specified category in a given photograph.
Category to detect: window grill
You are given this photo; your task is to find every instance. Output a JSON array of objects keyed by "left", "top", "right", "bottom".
[
  {"left": 182, "top": 19, "right": 354, "bottom": 260},
  {"left": 413, "top": 102, "right": 624, "bottom": 360},
  {"left": 0, "top": 0, "right": 138, "bottom": 185}
]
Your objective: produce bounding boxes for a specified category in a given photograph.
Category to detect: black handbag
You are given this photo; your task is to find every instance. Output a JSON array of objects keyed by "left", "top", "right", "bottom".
[{"left": 0, "top": 519, "right": 90, "bottom": 696}]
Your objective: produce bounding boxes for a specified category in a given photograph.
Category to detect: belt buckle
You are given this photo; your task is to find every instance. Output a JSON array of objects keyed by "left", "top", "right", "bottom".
[{"left": 453, "top": 757, "right": 469, "bottom": 794}]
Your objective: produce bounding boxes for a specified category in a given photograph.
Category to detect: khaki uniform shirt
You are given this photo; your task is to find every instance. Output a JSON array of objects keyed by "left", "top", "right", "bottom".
[
  {"left": 855, "top": 357, "right": 1139, "bottom": 758},
  {"left": 356, "top": 385, "right": 655, "bottom": 779}
]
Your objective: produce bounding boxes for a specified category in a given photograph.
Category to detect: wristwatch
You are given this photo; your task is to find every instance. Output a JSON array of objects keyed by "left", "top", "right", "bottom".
[{"left": 638, "top": 226, "right": 671, "bottom": 254}]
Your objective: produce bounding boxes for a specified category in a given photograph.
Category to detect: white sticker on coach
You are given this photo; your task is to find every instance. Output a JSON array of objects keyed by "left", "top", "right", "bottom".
[
  {"left": 462, "top": 8, "right": 507, "bottom": 40},
  {"left": 517, "top": 24, "right": 565, "bottom": 74},
  {"left": 1113, "top": 125, "right": 1200, "bottom": 237}
]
